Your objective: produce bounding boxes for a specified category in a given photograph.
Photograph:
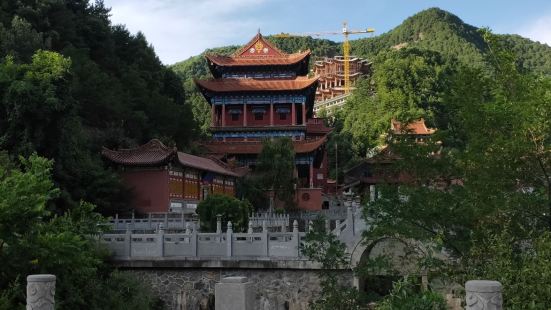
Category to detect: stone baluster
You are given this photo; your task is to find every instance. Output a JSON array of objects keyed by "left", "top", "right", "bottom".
[
  {"left": 334, "top": 220, "right": 341, "bottom": 236},
  {"left": 293, "top": 220, "right": 300, "bottom": 257},
  {"left": 27, "top": 274, "right": 56, "bottom": 310},
  {"left": 248, "top": 222, "right": 253, "bottom": 234},
  {"left": 465, "top": 280, "right": 502, "bottom": 310},
  {"left": 226, "top": 221, "right": 233, "bottom": 257},
  {"left": 157, "top": 223, "right": 165, "bottom": 257},
  {"left": 216, "top": 215, "right": 222, "bottom": 235},
  {"left": 131, "top": 210, "right": 135, "bottom": 229},
  {"left": 125, "top": 223, "right": 132, "bottom": 257},
  {"left": 346, "top": 206, "right": 354, "bottom": 235},
  {"left": 325, "top": 219, "right": 330, "bottom": 232},
  {"left": 185, "top": 222, "right": 192, "bottom": 235},
  {"left": 262, "top": 220, "right": 267, "bottom": 233}
]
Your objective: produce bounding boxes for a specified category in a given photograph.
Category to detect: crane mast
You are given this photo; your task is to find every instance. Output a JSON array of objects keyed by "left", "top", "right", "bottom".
[{"left": 274, "top": 22, "right": 374, "bottom": 94}]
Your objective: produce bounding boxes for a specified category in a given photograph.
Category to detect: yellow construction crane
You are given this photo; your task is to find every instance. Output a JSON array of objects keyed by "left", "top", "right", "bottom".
[{"left": 274, "top": 22, "right": 374, "bottom": 93}]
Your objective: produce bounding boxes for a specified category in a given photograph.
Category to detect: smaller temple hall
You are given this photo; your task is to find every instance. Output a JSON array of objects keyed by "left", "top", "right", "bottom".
[{"left": 102, "top": 139, "right": 238, "bottom": 214}]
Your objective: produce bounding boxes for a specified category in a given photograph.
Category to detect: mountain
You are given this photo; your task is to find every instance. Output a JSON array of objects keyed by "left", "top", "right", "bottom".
[
  {"left": 172, "top": 7, "right": 551, "bottom": 81},
  {"left": 349, "top": 8, "right": 551, "bottom": 74}
]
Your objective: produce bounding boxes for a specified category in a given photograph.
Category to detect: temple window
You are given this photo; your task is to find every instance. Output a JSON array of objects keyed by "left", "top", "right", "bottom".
[
  {"left": 229, "top": 108, "right": 241, "bottom": 121},
  {"left": 252, "top": 107, "right": 266, "bottom": 120}
]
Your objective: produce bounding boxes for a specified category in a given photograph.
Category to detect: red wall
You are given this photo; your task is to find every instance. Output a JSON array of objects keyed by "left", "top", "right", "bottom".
[
  {"left": 246, "top": 104, "right": 270, "bottom": 126},
  {"left": 272, "top": 104, "right": 292, "bottom": 126},
  {"left": 122, "top": 169, "right": 169, "bottom": 214},
  {"left": 224, "top": 106, "right": 244, "bottom": 127},
  {"left": 296, "top": 188, "right": 323, "bottom": 211}
]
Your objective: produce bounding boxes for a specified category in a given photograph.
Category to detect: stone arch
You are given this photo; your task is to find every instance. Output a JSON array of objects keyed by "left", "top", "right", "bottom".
[{"left": 349, "top": 236, "right": 430, "bottom": 292}]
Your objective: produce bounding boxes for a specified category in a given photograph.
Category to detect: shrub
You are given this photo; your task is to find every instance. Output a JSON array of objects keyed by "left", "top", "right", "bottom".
[{"left": 196, "top": 194, "right": 252, "bottom": 232}]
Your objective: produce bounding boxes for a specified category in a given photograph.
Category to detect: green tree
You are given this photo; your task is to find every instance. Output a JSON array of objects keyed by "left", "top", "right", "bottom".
[
  {"left": 0, "top": 153, "right": 162, "bottom": 309},
  {"left": 196, "top": 194, "right": 252, "bottom": 232},
  {"left": 362, "top": 30, "right": 551, "bottom": 307},
  {"left": 256, "top": 138, "right": 296, "bottom": 208},
  {"left": 301, "top": 218, "right": 363, "bottom": 310}
]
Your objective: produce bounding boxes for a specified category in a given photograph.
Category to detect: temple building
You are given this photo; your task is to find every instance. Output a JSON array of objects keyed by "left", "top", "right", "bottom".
[
  {"left": 313, "top": 56, "right": 371, "bottom": 115},
  {"left": 343, "top": 119, "right": 436, "bottom": 198},
  {"left": 195, "top": 33, "right": 333, "bottom": 210},
  {"left": 102, "top": 139, "right": 238, "bottom": 214}
]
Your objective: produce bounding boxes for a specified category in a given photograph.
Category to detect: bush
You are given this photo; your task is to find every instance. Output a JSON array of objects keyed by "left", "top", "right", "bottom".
[
  {"left": 196, "top": 194, "right": 252, "bottom": 232},
  {"left": 377, "top": 276, "right": 447, "bottom": 310}
]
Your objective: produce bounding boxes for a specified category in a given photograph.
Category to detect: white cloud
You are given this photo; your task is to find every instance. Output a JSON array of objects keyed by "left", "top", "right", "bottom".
[
  {"left": 519, "top": 13, "right": 551, "bottom": 46},
  {"left": 103, "top": 0, "right": 270, "bottom": 64}
]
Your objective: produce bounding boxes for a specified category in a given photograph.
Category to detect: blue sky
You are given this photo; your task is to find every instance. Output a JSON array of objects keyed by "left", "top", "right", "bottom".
[{"left": 102, "top": 0, "right": 551, "bottom": 64}]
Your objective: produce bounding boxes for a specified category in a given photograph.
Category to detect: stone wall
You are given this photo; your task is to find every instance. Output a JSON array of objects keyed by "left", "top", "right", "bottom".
[{"left": 127, "top": 268, "right": 353, "bottom": 310}]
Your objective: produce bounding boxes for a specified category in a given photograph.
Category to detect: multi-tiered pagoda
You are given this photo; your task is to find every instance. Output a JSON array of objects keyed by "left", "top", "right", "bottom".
[{"left": 195, "top": 33, "right": 333, "bottom": 210}]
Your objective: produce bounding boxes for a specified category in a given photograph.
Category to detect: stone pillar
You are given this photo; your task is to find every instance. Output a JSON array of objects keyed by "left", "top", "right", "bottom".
[
  {"left": 369, "top": 185, "right": 376, "bottom": 202},
  {"left": 291, "top": 103, "right": 296, "bottom": 125},
  {"left": 216, "top": 215, "right": 222, "bottom": 234},
  {"left": 222, "top": 104, "right": 226, "bottom": 127},
  {"left": 465, "top": 280, "right": 502, "bottom": 310},
  {"left": 157, "top": 223, "right": 165, "bottom": 257},
  {"left": 270, "top": 103, "right": 274, "bottom": 126},
  {"left": 215, "top": 277, "right": 255, "bottom": 310},
  {"left": 226, "top": 221, "right": 233, "bottom": 257},
  {"left": 125, "top": 223, "right": 132, "bottom": 257},
  {"left": 248, "top": 222, "right": 253, "bottom": 234},
  {"left": 293, "top": 220, "right": 300, "bottom": 257},
  {"left": 346, "top": 206, "right": 355, "bottom": 236},
  {"left": 27, "top": 274, "right": 56, "bottom": 310}
]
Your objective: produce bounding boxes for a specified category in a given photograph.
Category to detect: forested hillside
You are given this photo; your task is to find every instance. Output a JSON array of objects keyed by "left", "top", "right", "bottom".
[
  {"left": 0, "top": 0, "right": 197, "bottom": 212},
  {"left": 171, "top": 7, "right": 551, "bottom": 137}
]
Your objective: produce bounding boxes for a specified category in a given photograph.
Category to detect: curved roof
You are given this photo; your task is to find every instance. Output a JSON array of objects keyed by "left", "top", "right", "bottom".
[
  {"left": 232, "top": 33, "right": 285, "bottom": 57},
  {"left": 102, "top": 139, "right": 237, "bottom": 176},
  {"left": 391, "top": 118, "right": 436, "bottom": 135},
  {"left": 102, "top": 139, "right": 176, "bottom": 166},
  {"left": 195, "top": 76, "right": 318, "bottom": 93},
  {"left": 205, "top": 50, "right": 310, "bottom": 67}
]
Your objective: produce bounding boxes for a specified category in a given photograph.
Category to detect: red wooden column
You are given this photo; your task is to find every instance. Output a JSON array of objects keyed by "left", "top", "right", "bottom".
[
  {"left": 270, "top": 103, "right": 274, "bottom": 126},
  {"left": 302, "top": 103, "right": 306, "bottom": 125},
  {"left": 309, "top": 161, "right": 314, "bottom": 188},
  {"left": 291, "top": 103, "right": 296, "bottom": 125},
  {"left": 221, "top": 104, "right": 226, "bottom": 127},
  {"left": 211, "top": 105, "right": 216, "bottom": 126},
  {"left": 243, "top": 103, "right": 247, "bottom": 126}
]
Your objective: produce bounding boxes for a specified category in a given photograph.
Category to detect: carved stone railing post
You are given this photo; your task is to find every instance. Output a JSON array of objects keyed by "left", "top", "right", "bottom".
[
  {"left": 465, "top": 280, "right": 502, "bottom": 310},
  {"left": 293, "top": 220, "right": 300, "bottom": 256},
  {"left": 226, "top": 221, "right": 233, "bottom": 257},
  {"left": 27, "top": 274, "right": 56, "bottom": 310}
]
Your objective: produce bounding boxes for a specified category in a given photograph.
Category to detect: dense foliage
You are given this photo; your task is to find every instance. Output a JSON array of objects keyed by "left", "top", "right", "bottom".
[
  {"left": 0, "top": 0, "right": 197, "bottom": 213},
  {"left": 361, "top": 30, "right": 551, "bottom": 307},
  {"left": 256, "top": 138, "right": 297, "bottom": 208},
  {"left": 196, "top": 194, "right": 252, "bottom": 232},
  {"left": 0, "top": 154, "right": 162, "bottom": 309},
  {"left": 350, "top": 8, "right": 551, "bottom": 74}
]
